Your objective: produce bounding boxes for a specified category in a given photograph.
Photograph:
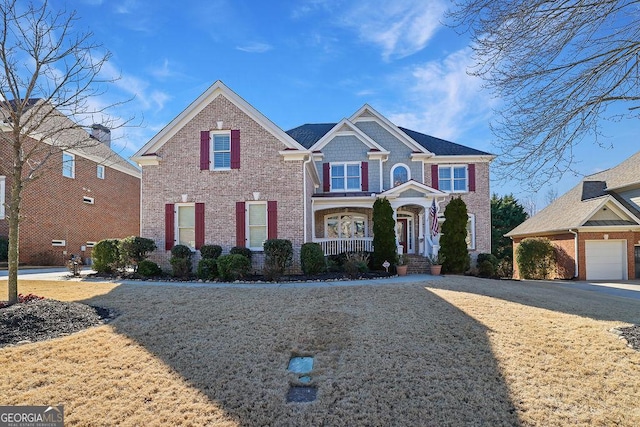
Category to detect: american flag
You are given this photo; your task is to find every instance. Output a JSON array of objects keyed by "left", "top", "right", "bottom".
[{"left": 429, "top": 199, "right": 439, "bottom": 237}]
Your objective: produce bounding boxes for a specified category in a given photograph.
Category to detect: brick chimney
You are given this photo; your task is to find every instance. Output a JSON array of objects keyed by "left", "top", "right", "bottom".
[{"left": 91, "top": 124, "right": 111, "bottom": 148}]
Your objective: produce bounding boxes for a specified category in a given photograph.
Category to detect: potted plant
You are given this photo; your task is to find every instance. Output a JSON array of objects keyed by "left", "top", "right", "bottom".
[
  {"left": 427, "top": 253, "right": 443, "bottom": 275},
  {"left": 396, "top": 254, "right": 409, "bottom": 276}
]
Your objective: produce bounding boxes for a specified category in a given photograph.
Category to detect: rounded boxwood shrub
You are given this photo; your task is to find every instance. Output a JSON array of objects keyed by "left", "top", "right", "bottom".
[
  {"left": 92, "top": 239, "right": 121, "bottom": 273},
  {"left": 197, "top": 258, "right": 218, "bottom": 280},
  {"left": 137, "top": 259, "right": 162, "bottom": 277},
  {"left": 263, "top": 239, "right": 293, "bottom": 280},
  {"left": 170, "top": 244, "right": 193, "bottom": 278},
  {"left": 230, "top": 246, "right": 252, "bottom": 260},
  {"left": 217, "top": 254, "right": 251, "bottom": 281},
  {"left": 478, "top": 260, "right": 495, "bottom": 278},
  {"left": 200, "top": 244, "right": 222, "bottom": 260},
  {"left": 119, "top": 236, "right": 156, "bottom": 271},
  {"left": 300, "top": 242, "right": 325, "bottom": 275}
]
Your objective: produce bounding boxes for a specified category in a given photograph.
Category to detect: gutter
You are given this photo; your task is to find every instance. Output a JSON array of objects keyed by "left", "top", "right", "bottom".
[
  {"left": 569, "top": 229, "right": 579, "bottom": 278},
  {"left": 303, "top": 155, "right": 313, "bottom": 243}
]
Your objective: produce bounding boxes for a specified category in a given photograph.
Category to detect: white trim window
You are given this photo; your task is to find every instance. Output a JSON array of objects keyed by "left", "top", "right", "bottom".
[
  {"left": 247, "top": 201, "right": 267, "bottom": 250},
  {"left": 325, "top": 213, "right": 367, "bottom": 238},
  {"left": 175, "top": 204, "right": 196, "bottom": 248},
  {"left": 391, "top": 163, "right": 410, "bottom": 187},
  {"left": 331, "top": 162, "right": 360, "bottom": 191},
  {"left": 62, "top": 152, "right": 75, "bottom": 178},
  {"left": 97, "top": 164, "right": 105, "bottom": 179},
  {"left": 439, "top": 165, "right": 467, "bottom": 193},
  {"left": 211, "top": 131, "right": 231, "bottom": 170},
  {"left": 0, "top": 175, "right": 5, "bottom": 219}
]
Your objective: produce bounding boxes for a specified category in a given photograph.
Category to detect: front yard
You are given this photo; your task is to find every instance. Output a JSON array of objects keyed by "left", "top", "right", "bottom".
[{"left": 1, "top": 277, "right": 639, "bottom": 426}]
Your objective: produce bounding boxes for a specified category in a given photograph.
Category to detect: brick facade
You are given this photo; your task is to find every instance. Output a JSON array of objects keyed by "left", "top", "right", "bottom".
[
  {"left": 0, "top": 135, "right": 140, "bottom": 265},
  {"left": 140, "top": 94, "right": 306, "bottom": 269}
]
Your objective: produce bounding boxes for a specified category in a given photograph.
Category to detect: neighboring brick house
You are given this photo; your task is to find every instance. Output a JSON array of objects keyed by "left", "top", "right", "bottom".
[
  {"left": 132, "top": 81, "right": 494, "bottom": 270},
  {"left": 507, "top": 151, "right": 640, "bottom": 281},
  {"left": 0, "top": 102, "right": 141, "bottom": 266}
]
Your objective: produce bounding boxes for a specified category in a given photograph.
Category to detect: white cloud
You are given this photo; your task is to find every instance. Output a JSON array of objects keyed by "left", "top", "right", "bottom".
[
  {"left": 236, "top": 42, "right": 273, "bottom": 53},
  {"left": 387, "top": 48, "right": 494, "bottom": 142},
  {"left": 341, "top": 0, "right": 447, "bottom": 60}
]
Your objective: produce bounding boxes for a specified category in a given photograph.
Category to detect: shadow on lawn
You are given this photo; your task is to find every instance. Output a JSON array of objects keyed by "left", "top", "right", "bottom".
[
  {"left": 82, "top": 283, "right": 521, "bottom": 426},
  {"left": 424, "top": 276, "right": 640, "bottom": 324}
]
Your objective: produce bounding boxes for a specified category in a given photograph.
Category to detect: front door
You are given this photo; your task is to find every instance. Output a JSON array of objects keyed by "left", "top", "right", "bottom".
[
  {"left": 397, "top": 218, "right": 408, "bottom": 254},
  {"left": 635, "top": 246, "right": 640, "bottom": 279}
]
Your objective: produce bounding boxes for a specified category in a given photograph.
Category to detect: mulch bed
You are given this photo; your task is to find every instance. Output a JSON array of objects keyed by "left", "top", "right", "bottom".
[
  {"left": 89, "top": 271, "right": 394, "bottom": 283},
  {"left": 0, "top": 299, "right": 115, "bottom": 348},
  {"left": 614, "top": 325, "right": 640, "bottom": 350}
]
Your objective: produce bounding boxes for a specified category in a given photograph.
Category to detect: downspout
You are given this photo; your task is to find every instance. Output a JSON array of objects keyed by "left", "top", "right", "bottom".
[
  {"left": 569, "top": 229, "right": 579, "bottom": 278},
  {"left": 303, "top": 155, "right": 313, "bottom": 243}
]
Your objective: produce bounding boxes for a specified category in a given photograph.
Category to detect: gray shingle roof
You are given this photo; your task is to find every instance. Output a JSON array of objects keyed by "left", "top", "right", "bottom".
[
  {"left": 507, "top": 150, "right": 640, "bottom": 237},
  {"left": 286, "top": 123, "right": 492, "bottom": 156}
]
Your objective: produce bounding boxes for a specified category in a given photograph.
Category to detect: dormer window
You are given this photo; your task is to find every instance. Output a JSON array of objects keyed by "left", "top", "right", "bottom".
[
  {"left": 391, "top": 164, "right": 410, "bottom": 187},
  {"left": 331, "top": 162, "right": 361, "bottom": 191},
  {"left": 212, "top": 131, "right": 231, "bottom": 169}
]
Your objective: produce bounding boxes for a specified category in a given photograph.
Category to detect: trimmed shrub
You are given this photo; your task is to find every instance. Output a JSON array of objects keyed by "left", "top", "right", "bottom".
[
  {"left": 197, "top": 258, "right": 218, "bottom": 280},
  {"left": 496, "top": 258, "right": 513, "bottom": 278},
  {"left": 200, "top": 244, "right": 222, "bottom": 260},
  {"left": 478, "top": 260, "right": 495, "bottom": 278},
  {"left": 230, "top": 246, "right": 252, "bottom": 261},
  {"left": 119, "top": 236, "right": 156, "bottom": 271},
  {"left": 92, "top": 239, "right": 121, "bottom": 273},
  {"left": 343, "top": 252, "right": 370, "bottom": 279},
  {"left": 372, "top": 197, "right": 398, "bottom": 270},
  {"left": 137, "top": 259, "right": 162, "bottom": 277},
  {"left": 170, "top": 244, "right": 193, "bottom": 278},
  {"left": 440, "top": 197, "right": 471, "bottom": 274},
  {"left": 0, "top": 236, "right": 8, "bottom": 262},
  {"left": 300, "top": 243, "right": 325, "bottom": 275},
  {"left": 263, "top": 239, "right": 293, "bottom": 281},
  {"left": 217, "top": 254, "right": 251, "bottom": 281},
  {"left": 516, "top": 237, "right": 556, "bottom": 279},
  {"left": 477, "top": 253, "right": 498, "bottom": 269}
]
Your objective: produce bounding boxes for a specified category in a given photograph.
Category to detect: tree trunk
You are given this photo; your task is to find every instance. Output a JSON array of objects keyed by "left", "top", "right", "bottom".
[{"left": 7, "top": 137, "right": 23, "bottom": 306}]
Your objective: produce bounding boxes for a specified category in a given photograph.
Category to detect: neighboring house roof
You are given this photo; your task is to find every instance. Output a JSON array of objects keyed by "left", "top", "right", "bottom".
[
  {"left": 506, "top": 150, "right": 640, "bottom": 237},
  {"left": 287, "top": 122, "right": 492, "bottom": 156},
  {"left": 1, "top": 99, "right": 140, "bottom": 178}
]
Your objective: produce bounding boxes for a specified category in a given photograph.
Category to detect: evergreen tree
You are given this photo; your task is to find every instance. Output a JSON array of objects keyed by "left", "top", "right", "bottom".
[
  {"left": 491, "top": 193, "right": 528, "bottom": 261},
  {"left": 372, "top": 197, "right": 397, "bottom": 270},
  {"left": 440, "top": 197, "right": 470, "bottom": 274}
]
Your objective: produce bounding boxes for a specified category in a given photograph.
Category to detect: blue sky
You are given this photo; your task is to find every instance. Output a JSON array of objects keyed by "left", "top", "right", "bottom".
[{"left": 71, "top": 0, "right": 640, "bottom": 208}]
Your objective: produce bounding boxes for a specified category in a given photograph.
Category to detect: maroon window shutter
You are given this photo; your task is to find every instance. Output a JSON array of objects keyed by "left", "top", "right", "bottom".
[
  {"left": 267, "top": 201, "right": 278, "bottom": 239},
  {"left": 361, "top": 162, "right": 369, "bottom": 192},
  {"left": 195, "top": 203, "right": 205, "bottom": 249},
  {"left": 165, "top": 204, "right": 175, "bottom": 250},
  {"left": 431, "top": 165, "right": 439, "bottom": 189},
  {"left": 323, "top": 163, "right": 330, "bottom": 192},
  {"left": 231, "top": 130, "right": 240, "bottom": 169},
  {"left": 236, "top": 201, "right": 246, "bottom": 247},
  {"left": 200, "top": 131, "right": 210, "bottom": 170},
  {"left": 468, "top": 164, "right": 476, "bottom": 192}
]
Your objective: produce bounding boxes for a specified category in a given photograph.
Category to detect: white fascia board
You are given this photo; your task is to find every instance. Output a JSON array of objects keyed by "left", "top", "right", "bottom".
[
  {"left": 367, "top": 151, "right": 390, "bottom": 161},
  {"left": 132, "top": 155, "right": 160, "bottom": 166},
  {"left": 279, "top": 150, "right": 311, "bottom": 161},
  {"left": 308, "top": 118, "right": 386, "bottom": 152},
  {"left": 424, "top": 155, "right": 496, "bottom": 164},
  {"left": 312, "top": 196, "right": 375, "bottom": 211},
  {"left": 580, "top": 196, "right": 640, "bottom": 226}
]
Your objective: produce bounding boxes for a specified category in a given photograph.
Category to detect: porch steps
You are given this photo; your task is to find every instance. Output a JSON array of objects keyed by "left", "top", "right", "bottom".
[{"left": 405, "top": 254, "right": 430, "bottom": 274}]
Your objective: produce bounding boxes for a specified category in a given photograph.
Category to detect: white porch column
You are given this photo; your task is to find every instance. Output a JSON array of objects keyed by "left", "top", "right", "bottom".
[
  {"left": 418, "top": 212, "right": 425, "bottom": 255},
  {"left": 392, "top": 208, "right": 402, "bottom": 254}
]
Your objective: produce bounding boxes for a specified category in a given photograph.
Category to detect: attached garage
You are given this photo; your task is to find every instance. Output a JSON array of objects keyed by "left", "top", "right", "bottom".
[{"left": 585, "top": 240, "right": 627, "bottom": 280}]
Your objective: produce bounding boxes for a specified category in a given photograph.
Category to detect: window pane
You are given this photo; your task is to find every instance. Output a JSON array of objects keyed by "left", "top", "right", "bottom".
[
  {"left": 439, "top": 167, "right": 451, "bottom": 179},
  {"left": 332, "top": 177, "right": 345, "bottom": 190},
  {"left": 346, "top": 177, "right": 360, "bottom": 189},
  {"left": 454, "top": 179, "right": 466, "bottom": 191},
  {"left": 346, "top": 164, "right": 360, "bottom": 177},
  {"left": 393, "top": 166, "right": 408, "bottom": 185},
  {"left": 354, "top": 219, "right": 365, "bottom": 238},
  {"left": 331, "top": 164, "right": 344, "bottom": 177},
  {"left": 178, "top": 228, "right": 195, "bottom": 248},
  {"left": 249, "top": 226, "right": 267, "bottom": 248},
  {"left": 62, "top": 153, "right": 74, "bottom": 177},
  {"left": 178, "top": 205, "right": 195, "bottom": 227},
  {"left": 327, "top": 219, "right": 339, "bottom": 238},
  {"left": 248, "top": 204, "right": 266, "bottom": 225},
  {"left": 440, "top": 180, "right": 452, "bottom": 192},
  {"left": 340, "top": 217, "right": 352, "bottom": 238},
  {"left": 214, "top": 152, "right": 230, "bottom": 168},
  {"left": 213, "top": 134, "right": 230, "bottom": 151},
  {"left": 453, "top": 167, "right": 466, "bottom": 178}
]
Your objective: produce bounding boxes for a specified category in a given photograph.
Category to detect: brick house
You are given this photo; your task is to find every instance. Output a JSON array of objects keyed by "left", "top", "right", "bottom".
[
  {"left": 132, "top": 81, "right": 494, "bottom": 270},
  {"left": 507, "top": 151, "right": 640, "bottom": 281},
  {"left": 0, "top": 102, "right": 141, "bottom": 265}
]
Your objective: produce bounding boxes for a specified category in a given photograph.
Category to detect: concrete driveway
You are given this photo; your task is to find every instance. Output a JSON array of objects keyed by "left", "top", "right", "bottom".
[{"left": 539, "top": 279, "right": 640, "bottom": 300}]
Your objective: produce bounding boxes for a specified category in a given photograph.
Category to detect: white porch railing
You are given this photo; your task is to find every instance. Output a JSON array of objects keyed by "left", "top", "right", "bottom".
[{"left": 314, "top": 238, "right": 374, "bottom": 255}]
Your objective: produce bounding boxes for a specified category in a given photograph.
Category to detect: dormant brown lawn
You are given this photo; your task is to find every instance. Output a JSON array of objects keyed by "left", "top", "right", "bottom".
[{"left": 1, "top": 277, "right": 639, "bottom": 426}]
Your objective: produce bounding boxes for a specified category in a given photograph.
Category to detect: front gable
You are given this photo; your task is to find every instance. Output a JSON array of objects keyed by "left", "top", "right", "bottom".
[
  {"left": 581, "top": 196, "right": 640, "bottom": 228},
  {"left": 132, "top": 80, "right": 308, "bottom": 166},
  {"left": 379, "top": 179, "right": 446, "bottom": 200}
]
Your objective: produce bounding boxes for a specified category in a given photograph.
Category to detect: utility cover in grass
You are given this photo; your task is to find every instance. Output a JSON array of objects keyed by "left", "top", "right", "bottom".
[
  {"left": 287, "top": 386, "right": 317, "bottom": 403},
  {"left": 288, "top": 356, "right": 313, "bottom": 374}
]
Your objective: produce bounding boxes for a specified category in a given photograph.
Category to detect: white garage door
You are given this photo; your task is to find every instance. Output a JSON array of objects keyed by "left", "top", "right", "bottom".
[{"left": 585, "top": 240, "right": 627, "bottom": 280}]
